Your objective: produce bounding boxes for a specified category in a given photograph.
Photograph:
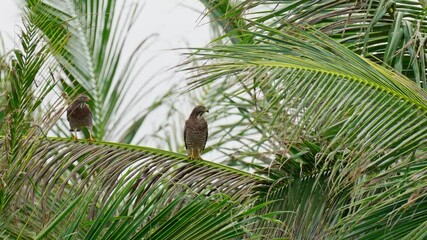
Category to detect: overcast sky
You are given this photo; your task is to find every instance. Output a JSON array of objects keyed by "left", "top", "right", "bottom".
[
  {"left": 0, "top": 1, "right": 211, "bottom": 51},
  {"left": 0, "top": 0, "right": 212, "bottom": 85}
]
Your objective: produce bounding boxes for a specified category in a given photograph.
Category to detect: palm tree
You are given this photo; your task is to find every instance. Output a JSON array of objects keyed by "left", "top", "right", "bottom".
[
  {"left": 0, "top": 0, "right": 270, "bottom": 238},
  {"left": 1, "top": 0, "right": 427, "bottom": 239},
  {"left": 195, "top": 0, "right": 427, "bottom": 238}
]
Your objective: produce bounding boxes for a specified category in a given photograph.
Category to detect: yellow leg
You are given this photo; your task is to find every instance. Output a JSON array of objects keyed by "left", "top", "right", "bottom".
[
  {"left": 189, "top": 149, "right": 202, "bottom": 160},
  {"left": 197, "top": 149, "right": 203, "bottom": 160},
  {"left": 193, "top": 149, "right": 199, "bottom": 160},
  {"left": 73, "top": 131, "right": 78, "bottom": 142},
  {"left": 89, "top": 129, "right": 95, "bottom": 144},
  {"left": 188, "top": 149, "right": 194, "bottom": 160}
]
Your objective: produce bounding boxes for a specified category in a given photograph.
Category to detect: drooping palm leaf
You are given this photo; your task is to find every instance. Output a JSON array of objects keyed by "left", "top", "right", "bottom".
[
  {"left": 185, "top": 24, "right": 427, "bottom": 238},
  {"left": 0, "top": 136, "right": 270, "bottom": 239},
  {"left": 202, "top": 0, "right": 427, "bottom": 87}
]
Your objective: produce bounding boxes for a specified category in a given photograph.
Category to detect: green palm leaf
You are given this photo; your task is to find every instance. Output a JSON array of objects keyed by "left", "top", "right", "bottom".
[
  {"left": 202, "top": 0, "right": 427, "bottom": 87},
  {"left": 185, "top": 24, "right": 427, "bottom": 238},
  {"left": 0, "top": 137, "right": 269, "bottom": 239},
  {"left": 24, "top": 0, "right": 164, "bottom": 143}
]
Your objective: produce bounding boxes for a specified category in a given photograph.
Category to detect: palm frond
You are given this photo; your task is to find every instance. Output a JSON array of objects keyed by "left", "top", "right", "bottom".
[
  {"left": 0, "top": 1, "right": 68, "bottom": 164},
  {"left": 199, "top": 0, "right": 252, "bottom": 44},
  {"left": 203, "top": 0, "right": 427, "bottom": 87},
  {"left": 24, "top": 0, "right": 165, "bottom": 143},
  {"left": 185, "top": 24, "right": 427, "bottom": 238},
  {"left": 0, "top": 136, "right": 269, "bottom": 238}
]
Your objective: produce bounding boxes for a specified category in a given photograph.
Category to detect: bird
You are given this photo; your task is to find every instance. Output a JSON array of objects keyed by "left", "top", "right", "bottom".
[
  {"left": 184, "top": 105, "right": 209, "bottom": 160},
  {"left": 66, "top": 93, "right": 94, "bottom": 143}
]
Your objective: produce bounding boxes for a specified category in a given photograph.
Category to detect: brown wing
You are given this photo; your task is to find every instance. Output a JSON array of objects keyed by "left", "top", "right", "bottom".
[
  {"left": 66, "top": 104, "right": 74, "bottom": 122},
  {"left": 85, "top": 105, "right": 93, "bottom": 128},
  {"left": 66, "top": 107, "right": 71, "bottom": 122},
  {"left": 202, "top": 120, "right": 208, "bottom": 150},
  {"left": 184, "top": 120, "right": 189, "bottom": 149}
]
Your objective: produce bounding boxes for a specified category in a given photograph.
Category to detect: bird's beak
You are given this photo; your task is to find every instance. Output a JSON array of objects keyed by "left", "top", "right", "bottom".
[{"left": 204, "top": 107, "right": 209, "bottom": 113}]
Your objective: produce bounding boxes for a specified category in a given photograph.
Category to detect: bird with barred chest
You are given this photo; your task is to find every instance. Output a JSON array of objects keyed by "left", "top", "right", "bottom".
[
  {"left": 67, "top": 94, "right": 94, "bottom": 144},
  {"left": 184, "top": 105, "right": 209, "bottom": 160}
]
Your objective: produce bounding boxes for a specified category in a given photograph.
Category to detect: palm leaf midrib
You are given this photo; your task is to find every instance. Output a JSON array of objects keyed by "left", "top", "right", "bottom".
[{"left": 45, "top": 137, "right": 268, "bottom": 182}]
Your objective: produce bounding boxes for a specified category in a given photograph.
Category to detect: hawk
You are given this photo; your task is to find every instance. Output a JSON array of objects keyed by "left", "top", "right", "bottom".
[
  {"left": 67, "top": 94, "right": 94, "bottom": 143},
  {"left": 184, "top": 105, "right": 209, "bottom": 160}
]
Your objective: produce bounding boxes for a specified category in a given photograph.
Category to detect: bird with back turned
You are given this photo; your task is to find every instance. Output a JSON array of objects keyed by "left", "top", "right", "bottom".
[{"left": 66, "top": 93, "right": 94, "bottom": 144}]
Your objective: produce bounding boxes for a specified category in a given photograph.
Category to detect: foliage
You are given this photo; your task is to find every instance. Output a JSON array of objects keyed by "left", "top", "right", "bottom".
[
  {"left": 1, "top": 0, "right": 273, "bottom": 238},
  {"left": 24, "top": 0, "right": 168, "bottom": 143},
  {"left": 0, "top": 137, "right": 269, "bottom": 239},
  {"left": 203, "top": 0, "right": 427, "bottom": 87},
  {"left": 185, "top": 20, "right": 427, "bottom": 240},
  {"left": 1, "top": 0, "right": 427, "bottom": 239}
]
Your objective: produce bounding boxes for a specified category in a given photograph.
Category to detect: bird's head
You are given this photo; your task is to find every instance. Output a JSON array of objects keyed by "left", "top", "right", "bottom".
[
  {"left": 76, "top": 94, "right": 91, "bottom": 103},
  {"left": 191, "top": 105, "right": 209, "bottom": 118}
]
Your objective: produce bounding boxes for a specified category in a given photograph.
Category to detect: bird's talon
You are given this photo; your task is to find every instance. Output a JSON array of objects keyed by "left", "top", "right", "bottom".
[{"left": 89, "top": 137, "right": 95, "bottom": 144}]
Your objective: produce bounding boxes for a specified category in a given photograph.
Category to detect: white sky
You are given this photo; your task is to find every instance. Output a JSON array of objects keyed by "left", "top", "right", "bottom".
[
  {"left": 0, "top": 0, "right": 212, "bottom": 95},
  {"left": 0, "top": 0, "right": 212, "bottom": 54},
  {"left": 0, "top": 0, "right": 19, "bottom": 48}
]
